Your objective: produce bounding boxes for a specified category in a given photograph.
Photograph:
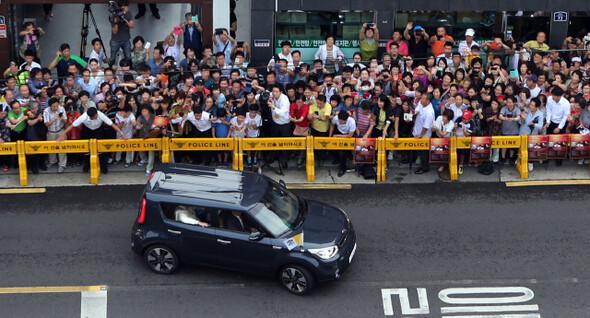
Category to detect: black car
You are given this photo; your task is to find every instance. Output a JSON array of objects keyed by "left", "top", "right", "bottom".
[{"left": 131, "top": 163, "right": 357, "bottom": 295}]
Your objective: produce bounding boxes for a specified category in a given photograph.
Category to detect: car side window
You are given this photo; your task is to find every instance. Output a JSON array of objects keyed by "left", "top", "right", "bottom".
[
  {"left": 218, "top": 209, "right": 259, "bottom": 233},
  {"left": 160, "top": 203, "right": 219, "bottom": 227}
]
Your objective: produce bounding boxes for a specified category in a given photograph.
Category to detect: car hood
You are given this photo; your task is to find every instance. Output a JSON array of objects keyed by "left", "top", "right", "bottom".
[{"left": 300, "top": 199, "right": 349, "bottom": 247}]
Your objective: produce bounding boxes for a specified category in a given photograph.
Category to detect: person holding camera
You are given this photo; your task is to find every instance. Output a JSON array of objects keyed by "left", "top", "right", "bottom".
[
  {"left": 212, "top": 28, "right": 235, "bottom": 65},
  {"left": 315, "top": 35, "right": 344, "bottom": 74},
  {"left": 404, "top": 22, "right": 429, "bottom": 64},
  {"left": 109, "top": 0, "right": 135, "bottom": 67},
  {"left": 43, "top": 97, "right": 68, "bottom": 172},
  {"left": 18, "top": 22, "right": 44, "bottom": 62},
  {"left": 359, "top": 22, "right": 379, "bottom": 62},
  {"left": 182, "top": 12, "right": 203, "bottom": 60},
  {"left": 430, "top": 26, "right": 454, "bottom": 58}
]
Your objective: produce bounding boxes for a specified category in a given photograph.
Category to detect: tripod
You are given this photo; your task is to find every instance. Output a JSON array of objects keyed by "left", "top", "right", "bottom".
[{"left": 80, "top": 4, "right": 107, "bottom": 60}]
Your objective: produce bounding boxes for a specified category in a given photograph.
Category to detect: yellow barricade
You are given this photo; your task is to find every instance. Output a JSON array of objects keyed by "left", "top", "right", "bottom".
[
  {"left": 491, "top": 136, "right": 520, "bottom": 148},
  {"left": 161, "top": 137, "right": 171, "bottom": 163},
  {"left": 306, "top": 136, "right": 315, "bottom": 182},
  {"left": 376, "top": 138, "right": 386, "bottom": 182},
  {"left": 456, "top": 137, "right": 471, "bottom": 149},
  {"left": 384, "top": 138, "right": 430, "bottom": 150},
  {"left": 89, "top": 139, "right": 99, "bottom": 185},
  {"left": 233, "top": 137, "right": 242, "bottom": 171},
  {"left": 242, "top": 137, "right": 306, "bottom": 151},
  {"left": 25, "top": 140, "right": 90, "bottom": 154},
  {"left": 517, "top": 134, "right": 528, "bottom": 179},
  {"left": 314, "top": 137, "right": 355, "bottom": 150},
  {"left": 97, "top": 138, "right": 163, "bottom": 153},
  {"left": 168, "top": 137, "right": 234, "bottom": 151},
  {"left": 449, "top": 136, "right": 458, "bottom": 180},
  {"left": 0, "top": 142, "right": 17, "bottom": 155},
  {"left": 17, "top": 140, "right": 27, "bottom": 186}
]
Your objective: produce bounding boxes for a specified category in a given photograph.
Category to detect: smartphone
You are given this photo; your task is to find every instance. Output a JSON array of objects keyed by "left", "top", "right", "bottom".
[
  {"left": 191, "top": 15, "right": 198, "bottom": 23},
  {"left": 237, "top": 41, "right": 244, "bottom": 47},
  {"left": 145, "top": 41, "right": 151, "bottom": 49},
  {"left": 274, "top": 63, "right": 281, "bottom": 70},
  {"left": 367, "top": 23, "right": 374, "bottom": 28},
  {"left": 505, "top": 29, "right": 513, "bottom": 41},
  {"left": 174, "top": 26, "right": 182, "bottom": 35}
]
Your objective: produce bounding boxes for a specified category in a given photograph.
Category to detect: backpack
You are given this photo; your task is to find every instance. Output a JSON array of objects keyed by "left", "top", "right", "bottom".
[
  {"left": 361, "top": 164, "right": 376, "bottom": 180},
  {"left": 478, "top": 161, "right": 494, "bottom": 175}
]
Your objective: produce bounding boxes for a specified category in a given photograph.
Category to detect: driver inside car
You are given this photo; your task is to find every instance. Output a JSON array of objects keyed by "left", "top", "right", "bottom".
[
  {"left": 225, "top": 210, "right": 256, "bottom": 233},
  {"left": 174, "top": 205, "right": 209, "bottom": 227}
]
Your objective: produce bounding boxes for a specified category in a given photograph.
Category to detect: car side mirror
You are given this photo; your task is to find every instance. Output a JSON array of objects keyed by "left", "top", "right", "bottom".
[
  {"left": 249, "top": 231, "right": 264, "bottom": 241},
  {"left": 279, "top": 180, "right": 286, "bottom": 188}
]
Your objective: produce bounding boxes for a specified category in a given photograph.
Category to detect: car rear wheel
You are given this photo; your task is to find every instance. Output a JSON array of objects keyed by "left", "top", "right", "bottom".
[
  {"left": 144, "top": 245, "right": 179, "bottom": 274},
  {"left": 279, "top": 265, "right": 315, "bottom": 295}
]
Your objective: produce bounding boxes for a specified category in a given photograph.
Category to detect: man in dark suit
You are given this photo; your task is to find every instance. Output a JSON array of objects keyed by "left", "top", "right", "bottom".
[
  {"left": 182, "top": 12, "right": 203, "bottom": 60},
  {"left": 225, "top": 211, "right": 255, "bottom": 232}
]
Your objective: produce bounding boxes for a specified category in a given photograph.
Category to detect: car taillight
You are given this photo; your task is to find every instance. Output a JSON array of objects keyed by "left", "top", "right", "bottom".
[
  {"left": 147, "top": 171, "right": 155, "bottom": 181},
  {"left": 138, "top": 197, "right": 146, "bottom": 224}
]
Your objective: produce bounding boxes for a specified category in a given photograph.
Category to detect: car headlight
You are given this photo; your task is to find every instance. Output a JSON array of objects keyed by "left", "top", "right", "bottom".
[{"left": 309, "top": 245, "right": 339, "bottom": 260}]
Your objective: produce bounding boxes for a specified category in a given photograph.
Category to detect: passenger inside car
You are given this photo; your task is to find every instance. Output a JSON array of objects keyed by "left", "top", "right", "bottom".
[{"left": 174, "top": 205, "right": 209, "bottom": 227}]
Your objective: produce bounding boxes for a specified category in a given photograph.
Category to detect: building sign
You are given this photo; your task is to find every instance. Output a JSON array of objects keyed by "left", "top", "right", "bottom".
[
  {"left": 553, "top": 11, "right": 568, "bottom": 22},
  {"left": 0, "top": 16, "right": 7, "bottom": 39},
  {"left": 254, "top": 39, "right": 270, "bottom": 47},
  {"left": 276, "top": 38, "right": 361, "bottom": 63}
]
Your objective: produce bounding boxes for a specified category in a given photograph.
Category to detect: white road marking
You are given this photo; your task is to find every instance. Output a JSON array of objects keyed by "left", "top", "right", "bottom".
[
  {"left": 442, "top": 315, "right": 540, "bottom": 318},
  {"left": 80, "top": 291, "right": 107, "bottom": 318},
  {"left": 441, "top": 304, "right": 540, "bottom": 313},
  {"left": 439, "top": 286, "right": 534, "bottom": 304}
]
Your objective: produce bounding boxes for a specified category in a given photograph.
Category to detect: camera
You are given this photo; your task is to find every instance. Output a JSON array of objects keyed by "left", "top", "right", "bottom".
[
  {"left": 532, "top": 117, "right": 539, "bottom": 124},
  {"left": 237, "top": 41, "right": 244, "bottom": 48},
  {"left": 215, "top": 28, "right": 224, "bottom": 35},
  {"left": 366, "top": 23, "right": 374, "bottom": 28},
  {"left": 58, "top": 112, "right": 64, "bottom": 117},
  {"left": 108, "top": 1, "right": 126, "bottom": 21},
  {"left": 32, "top": 28, "right": 40, "bottom": 36},
  {"left": 294, "top": 67, "right": 301, "bottom": 73},
  {"left": 415, "top": 30, "right": 423, "bottom": 36},
  {"left": 105, "top": 91, "right": 119, "bottom": 104},
  {"left": 258, "top": 90, "right": 270, "bottom": 105},
  {"left": 515, "top": 42, "right": 524, "bottom": 50}
]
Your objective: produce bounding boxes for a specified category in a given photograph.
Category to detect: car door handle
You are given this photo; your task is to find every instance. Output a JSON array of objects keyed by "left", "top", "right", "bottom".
[
  {"left": 167, "top": 229, "right": 181, "bottom": 235},
  {"left": 217, "top": 239, "right": 232, "bottom": 244},
  {"left": 272, "top": 246, "right": 283, "bottom": 250}
]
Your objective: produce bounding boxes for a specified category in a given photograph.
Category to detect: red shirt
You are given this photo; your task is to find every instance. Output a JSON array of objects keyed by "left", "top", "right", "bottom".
[
  {"left": 67, "top": 112, "right": 82, "bottom": 140},
  {"left": 290, "top": 103, "right": 309, "bottom": 127}
]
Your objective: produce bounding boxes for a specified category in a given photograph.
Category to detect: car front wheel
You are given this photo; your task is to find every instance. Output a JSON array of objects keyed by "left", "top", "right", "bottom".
[
  {"left": 279, "top": 265, "right": 315, "bottom": 295},
  {"left": 144, "top": 245, "right": 179, "bottom": 274}
]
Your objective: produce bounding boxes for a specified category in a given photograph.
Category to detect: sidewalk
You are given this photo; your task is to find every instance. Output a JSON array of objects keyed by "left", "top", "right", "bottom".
[{"left": 0, "top": 157, "right": 588, "bottom": 188}]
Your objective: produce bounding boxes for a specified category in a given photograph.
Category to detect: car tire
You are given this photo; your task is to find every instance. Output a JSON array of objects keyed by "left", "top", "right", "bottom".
[
  {"left": 279, "top": 264, "right": 315, "bottom": 295},
  {"left": 143, "top": 245, "right": 179, "bottom": 274}
]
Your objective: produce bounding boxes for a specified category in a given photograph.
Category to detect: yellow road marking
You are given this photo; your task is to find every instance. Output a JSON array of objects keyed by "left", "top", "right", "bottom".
[
  {"left": 286, "top": 184, "right": 352, "bottom": 190},
  {"left": 0, "top": 187, "right": 46, "bottom": 194},
  {"left": 506, "top": 180, "right": 590, "bottom": 187},
  {"left": 0, "top": 285, "right": 106, "bottom": 294}
]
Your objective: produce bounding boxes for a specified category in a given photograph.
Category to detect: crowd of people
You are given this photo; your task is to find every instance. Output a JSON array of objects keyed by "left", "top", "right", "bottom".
[{"left": 1, "top": 1, "right": 590, "bottom": 178}]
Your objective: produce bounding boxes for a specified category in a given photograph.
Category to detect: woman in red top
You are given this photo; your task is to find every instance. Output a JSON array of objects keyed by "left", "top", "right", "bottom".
[{"left": 290, "top": 94, "right": 309, "bottom": 168}]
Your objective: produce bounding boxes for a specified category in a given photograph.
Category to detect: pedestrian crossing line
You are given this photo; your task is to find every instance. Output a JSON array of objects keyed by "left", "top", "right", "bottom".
[
  {"left": 506, "top": 180, "right": 590, "bottom": 187},
  {"left": 0, "top": 187, "right": 46, "bottom": 194},
  {"left": 0, "top": 285, "right": 106, "bottom": 294}
]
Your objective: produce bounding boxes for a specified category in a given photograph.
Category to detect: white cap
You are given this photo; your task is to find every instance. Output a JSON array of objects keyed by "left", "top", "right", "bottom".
[
  {"left": 465, "top": 28, "right": 475, "bottom": 37},
  {"left": 571, "top": 57, "right": 582, "bottom": 63}
]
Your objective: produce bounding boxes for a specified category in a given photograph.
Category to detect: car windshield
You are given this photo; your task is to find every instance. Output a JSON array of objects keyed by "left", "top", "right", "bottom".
[{"left": 248, "top": 180, "right": 301, "bottom": 237}]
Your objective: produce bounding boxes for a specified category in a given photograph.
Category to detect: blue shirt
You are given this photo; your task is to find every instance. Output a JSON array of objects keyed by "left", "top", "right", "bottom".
[
  {"left": 77, "top": 78, "right": 99, "bottom": 98},
  {"left": 213, "top": 115, "right": 231, "bottom": 138},
  {"left": 146, "top": 59, "right": 165, "bottom": 76}
]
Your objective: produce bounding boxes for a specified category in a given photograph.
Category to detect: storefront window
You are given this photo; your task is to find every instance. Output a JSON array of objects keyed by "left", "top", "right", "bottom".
[{"left": 275, "top": 11, "right": 374, "bottom": 62}]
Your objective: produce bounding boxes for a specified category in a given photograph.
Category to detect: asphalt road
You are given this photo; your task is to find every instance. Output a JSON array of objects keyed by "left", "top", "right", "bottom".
[{"left": 1, "top": 183, "right": 590, "bottom": 318}]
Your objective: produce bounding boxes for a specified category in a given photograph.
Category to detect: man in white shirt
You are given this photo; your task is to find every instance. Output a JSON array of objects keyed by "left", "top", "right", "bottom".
[
  {"left": 266, "top": 84, "right": 291, "bottom": 168},
  {"left": 43, "top": 98, "right": 68, "bottom": 172},
  {"left": 413, "top": 93, "right": 435, "bottom": 174},
  {"left": 57, "top": 107, "right": 128, "bottom": 173},
  {"left": 182, "top": 106, "right": 214, "bottom": 165},
  {"left": 436, "top": 42, "right": 454, "bottom": 66},
  {"left": 525, "top": 75, "right": 541, "bottom": 99},
  {"left": 329, "top": 111, "right": 356, "bottom": 177},
  {"left": 543, "top": 87, "right": 570, "bottom": 166},
  {"left": 458, "top": 28, "right": 479, "bottom": 56}
]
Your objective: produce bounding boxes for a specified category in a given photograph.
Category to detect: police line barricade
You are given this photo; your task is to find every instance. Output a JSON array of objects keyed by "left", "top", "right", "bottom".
[
  {"left": 456, "top": 135, "right": 527, "bottom": 179},
  {"left": 95, "top": 138, "right": 164, "bottom": 183},
  {"left": 314, "top": 137, "right": 356, "bottom": 182},
  {"left": 376, "top": 138, "right": 386, "bottom": 182},
  {"left": 17, "top": 140, "right": 91, "bottom": 186},
  {"left": 239, "top": 136, "right": 309, "bottom": 177},
  {"left": 382, "top": 137, "right": 434, "bottom": 182},
  {"left": 168, "top": 137, "right": 236, "bottom": 167}
]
